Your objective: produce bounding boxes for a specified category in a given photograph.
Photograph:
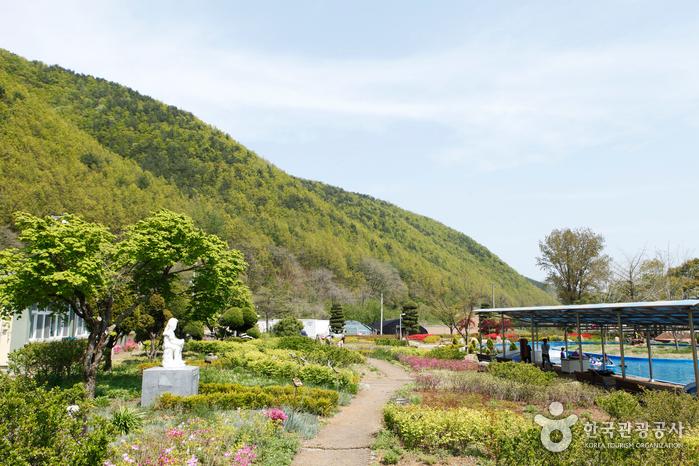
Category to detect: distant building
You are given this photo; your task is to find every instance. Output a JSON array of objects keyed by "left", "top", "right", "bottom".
[
  {"left": 370, "top": 319, "right": 428, "bottom": 336},
  {"left": 258, "top": 318, "right": 374, "bottom": 337},
  {"left": 0, "top": 306, "right": 89, "bottom": 367},
  {"left": 343, "top": 320, "right": 373, "bottom": 336}
]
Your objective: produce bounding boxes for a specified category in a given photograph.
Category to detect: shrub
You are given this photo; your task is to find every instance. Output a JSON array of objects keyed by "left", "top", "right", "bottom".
[
  {"left": 245, "top": 326, "right": 261, "bottom": 338},
  {"left": 424, "top": 335, "right": 440, "bottom": 344},
  {"left": 427, "top": 345, "right": 463, "bottom": 360},
  {"left": 111, "top": 405, "right": 145, "bottom": 435},
  {"left": 399, "top": 355, "right": 477, "bottom": 372},
  {"left": 8, "top": 339, "right": 87, "bottom": 382},
  {"left": 158, "top": 382, "right": 339, "bottom": 415},
  {"left": 488, "top": 361, "right": 555, "bottom": 386},
  {"left": 638, "top": 389, "right": 699, "bottom": 425},
  {"left": 422, "top": 370, "right": 599, "bottom": 405},
  {"left": 182, "top": 321, "right": 205, "bottom": 340},
  {"left": 0, "top": 374, "right": 114, "bottom": 465},
  {"left": 376, "top": 338, "right": 408, "bottom": 347},
  {"left": 273, "top": 317, "right": 304, "bottom": 336},
  {"left": 276, "top": 336, "right": 365, "bottom": 366},
  {"left": 282, "top": 410, "right": 319, "bottom": 439},
  {"left": 595, "top": 390, "right": 640, "bottom": 419}
]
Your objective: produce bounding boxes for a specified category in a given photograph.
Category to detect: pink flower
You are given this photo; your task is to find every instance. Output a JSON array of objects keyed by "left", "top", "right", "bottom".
[
  {"left": 233, "top": 444, "right": 257, "bottom": 466},
  {"left": 121, "top": 453, "right": 135, "bottom": 464},
  {"left": 186, "top": 455, "right": 198, "bottom": 466},
  {"left": 113, "top": 344, "right": 122, "bottom": 354},
  {"left": 264, "top": 408, "right": 288, "bottom": 422},
  {"left": 166, "top": 428, "right": 185, "bottom": 439},
  {"left": 398, "top": 355, "right": 478, "bottom": 372}
]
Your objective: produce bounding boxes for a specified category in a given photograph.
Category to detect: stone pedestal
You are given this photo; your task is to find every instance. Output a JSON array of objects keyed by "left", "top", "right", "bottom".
[{"left": 141, "top": 366, "right": 199, "bottom": 407}]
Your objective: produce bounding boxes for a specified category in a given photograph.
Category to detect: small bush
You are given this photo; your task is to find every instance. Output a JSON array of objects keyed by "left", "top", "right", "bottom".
[
  {"left": 595, "top": 390, "right": 640, "bottom": 419},
  {"left": 638, "top": 389, "right": 699, "bottom": 425},
  {"left": 488, "top": 361, "right": 555, "bottom": 386},
  {"left": 0, "top": 374, "right": 114, "bottom": 465},
  {"left": 423, "top": 335, "right": 440, "bottom": 344},
  {"left": 111, "top": 405, "right": 145, "bottom": 435},
  {"left": 245, "top": 326, "right": 261, "bottom": 338},
  {"left": 273, "top": 317, "right": 304, "bottom": 336},
  {"left": 8, "top": 339, "right": 87, "bottom": 382},
  {"left": 427, "top": 345, "right": 463, "bottom": 360}
]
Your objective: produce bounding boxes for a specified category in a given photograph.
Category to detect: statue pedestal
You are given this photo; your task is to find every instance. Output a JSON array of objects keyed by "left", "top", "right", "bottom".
[{"left": 141, "top": 366, "right": 199, "bottom": 407}]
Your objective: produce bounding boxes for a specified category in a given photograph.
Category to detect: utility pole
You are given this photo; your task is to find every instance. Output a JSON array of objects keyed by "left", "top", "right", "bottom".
[
  {"left": 380, "top": 292, "right": 384, "bottom": 335},
  {"left": 399, "top": 311, "right": 403, "bottom": 340}
]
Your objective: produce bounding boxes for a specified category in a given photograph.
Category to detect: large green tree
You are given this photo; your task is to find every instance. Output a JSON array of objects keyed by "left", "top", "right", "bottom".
[
  {"left": 536, "top": 228, "right": 610, "bottom": 304},
  {"left": 0, "top": 210, "right": 252, "bottom": 397}
]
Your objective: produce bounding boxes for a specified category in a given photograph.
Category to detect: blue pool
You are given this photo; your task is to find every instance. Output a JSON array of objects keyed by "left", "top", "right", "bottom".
[{"left": 547, "top": 342, "right": 695, "bottom": 385}]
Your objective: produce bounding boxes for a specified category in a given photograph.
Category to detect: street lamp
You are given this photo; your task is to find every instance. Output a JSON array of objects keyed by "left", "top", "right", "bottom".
[{"left": 399, "top": 312, "right": 405, "bottom": 340}]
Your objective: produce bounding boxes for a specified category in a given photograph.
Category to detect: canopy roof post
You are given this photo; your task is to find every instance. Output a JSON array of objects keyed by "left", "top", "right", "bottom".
[
  {"left": 530, "top": 315, "right": 535, "bottom": 365},
  {"left": 576, "top": 312, "right": 583, "bottom": 373},
  {"left": 689, "top": 309, "right": 699, "bottom": 395},
  {"left": 564, "top": 327, "right": 568, "bottom": 354},
  {"left": 617, "top": 311, "right": 626, "bottom": 379},
  {"left": 501, "top": 312, "right": 506, "bottom": 359},
  {"left": 601, "top": 325, "right": 606, "bottom": 371},
  {"left": 645, "top": 326, "right": 653, "bottom": 381}
]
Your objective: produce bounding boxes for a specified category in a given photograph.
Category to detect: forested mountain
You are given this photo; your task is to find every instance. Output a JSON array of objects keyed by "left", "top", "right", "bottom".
[{"left": 0, "top": 49, "right": 556, "bottom": 318}]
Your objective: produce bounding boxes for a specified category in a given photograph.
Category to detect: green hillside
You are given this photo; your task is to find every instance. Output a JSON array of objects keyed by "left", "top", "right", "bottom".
[{"left": 0, "top": 49, "right": 555, "bottom": 312}]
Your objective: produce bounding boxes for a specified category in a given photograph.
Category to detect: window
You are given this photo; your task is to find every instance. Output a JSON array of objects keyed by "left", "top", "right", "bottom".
[
  {"left": 74, "top": 315, "right": 88, "bottom": 337},
  {"left": 29, "top": 308, "right": 74, "bottom": 341}
]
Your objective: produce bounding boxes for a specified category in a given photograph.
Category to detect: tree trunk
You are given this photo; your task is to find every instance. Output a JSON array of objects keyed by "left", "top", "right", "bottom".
[
  {"left": 102, "top": 333, "right": 117, "bottom": 372},
  {"left": 83, "top": 329, "right": 109, "bottom": 398}
]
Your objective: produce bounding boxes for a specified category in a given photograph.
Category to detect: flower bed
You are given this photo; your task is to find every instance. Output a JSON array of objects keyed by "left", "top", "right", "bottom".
[
  {"left": 107, "top": 412, "right": 299, "bottom": 466},
  {"left": 399, "top": 355, "right": 478, "bottom": 372}
]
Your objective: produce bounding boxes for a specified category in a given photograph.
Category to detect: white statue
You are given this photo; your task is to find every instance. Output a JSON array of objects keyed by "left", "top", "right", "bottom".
[{"left": 162, "top": 317, "right": 186, "bottom": 368}]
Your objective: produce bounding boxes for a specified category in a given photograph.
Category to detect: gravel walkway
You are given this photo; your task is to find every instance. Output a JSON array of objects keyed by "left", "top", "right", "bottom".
[{"left": 291, "top": 358, "right": 412, "bottom": 466}]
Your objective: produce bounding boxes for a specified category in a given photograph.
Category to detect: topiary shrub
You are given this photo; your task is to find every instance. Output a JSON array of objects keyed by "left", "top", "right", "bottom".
[
  {"left": 401, "top": 302, "right": 419, "bottom": 335},
  {"left": 423, "top": 335, "right": 440, "bottom": 344},
  {"left": 245, "top": 326, "right": 261, "bottom": 338},
  {"left": 329, "top": 303, "right": 345, "bottom": 334},
  {"left": 8, "top": 339, "right": 87, "bottom": 383},
  {"left": 272, "top": 317, "right": 304, "bottom": 336}
]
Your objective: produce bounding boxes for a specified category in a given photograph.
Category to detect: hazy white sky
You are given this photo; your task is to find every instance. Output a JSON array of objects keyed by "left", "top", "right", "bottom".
[{"left": 2, "top": 0, "right": 698, "bottom": 279}]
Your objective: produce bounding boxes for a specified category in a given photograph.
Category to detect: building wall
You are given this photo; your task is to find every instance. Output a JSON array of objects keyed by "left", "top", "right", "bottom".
[{"left": 1, "top": 307, "right": 89, "bottom": 368}]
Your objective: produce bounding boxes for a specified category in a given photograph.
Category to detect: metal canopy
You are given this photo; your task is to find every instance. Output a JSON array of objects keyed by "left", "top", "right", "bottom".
[{"left": 476, "top": 300, "right": 699, "bottom": 327}]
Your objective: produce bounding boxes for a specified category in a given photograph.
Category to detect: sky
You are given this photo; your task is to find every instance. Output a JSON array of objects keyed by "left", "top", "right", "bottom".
[{"left": 2, "top": 0, "right": 698, "bottom": 280}]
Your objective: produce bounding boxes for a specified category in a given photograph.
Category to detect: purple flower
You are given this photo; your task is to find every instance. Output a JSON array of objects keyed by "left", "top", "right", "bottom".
[{"left": 186, "top": 455, "right": 198, "bottom": 466}]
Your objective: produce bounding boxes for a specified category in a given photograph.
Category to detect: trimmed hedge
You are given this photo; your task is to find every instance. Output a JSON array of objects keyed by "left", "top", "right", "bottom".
[
  {"left": 8, "top": 339, "right": 87, "bottom": 382},
  {"left": 157, "top": 382, "right": 338, "bottom": 415}
]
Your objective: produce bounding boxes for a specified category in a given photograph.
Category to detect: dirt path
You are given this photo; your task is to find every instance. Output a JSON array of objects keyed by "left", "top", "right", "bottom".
[{"left": 292, "top": 358, "right": 413, "bottom": 466}]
